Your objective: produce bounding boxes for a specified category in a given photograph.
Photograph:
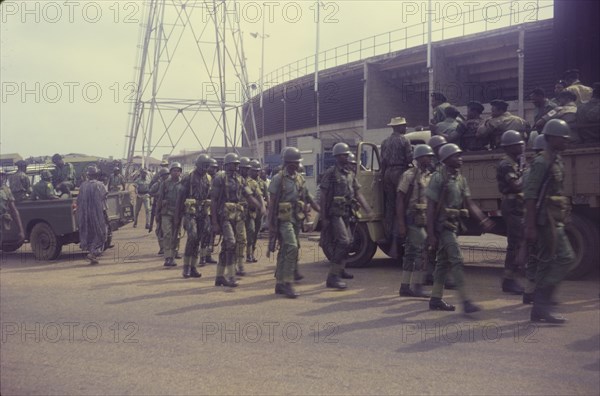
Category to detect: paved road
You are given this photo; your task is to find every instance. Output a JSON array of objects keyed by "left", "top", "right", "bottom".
[{"left": 1, "top": 225, "right": 599, "bottom": 395}]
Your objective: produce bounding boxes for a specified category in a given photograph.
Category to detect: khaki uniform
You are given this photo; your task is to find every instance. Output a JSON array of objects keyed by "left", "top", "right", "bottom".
[
  {"left": 133, "top": 175, "right": 152, "bottom": 227},
  {"left": 565, "top": 81, "right": 592, "bottom": 106},
  {"left": 269, "top": 169, "right": 312, "bottom": 284},
  {"left": 457, "top": 116, "right": 486, "bottom": 151},
  {"left": 431, "top": 102, "right": 451, "bottom": 125},
  {"left": 157, "top": 177, "right": 182, "bottom": 260},
  {"left": 149, "top": 177, "right": 164, "bottom": 252},
  {"left": 477, "top": 112, "right": 529, "bottom": 149},
  {"left": 319, "top": 163, "right": 361, "bottom": 276},
  {"left": 8, "top": 171, "right": 31, "bottom": 201},
  {"left": 435, "top": 118, "right": 461, "bottom": 144},
  {"left": 107, "top": 174, "right": 125, "bottom": 192},
  {"left": 180, "top": 170, "right": 212, "bottom": 269}
]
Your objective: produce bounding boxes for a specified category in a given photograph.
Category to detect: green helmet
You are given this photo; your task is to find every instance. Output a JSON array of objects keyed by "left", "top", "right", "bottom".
[
  {"left": 208, "top": 158, "right": 218, "bottom": 167},
  {"left": 438, "top": 143, "right": 463, "bottom": 162},
  {"left": 332, "top": 142, "right": 351, "bottom": 156},
  {"left": 283, "top": 147, "right": 302, "bottom": 163},
  {"left": 347, "top": 152, "right": 357, "bottom": 164},
  {"left": 249, "top": 159, "right": 261, "bottom": 170},
  {"left": 500, "top": 130, "right": 525, "bottom": 147},
  {"left": 195, "top": 154, "right": 212, "bottom": 167},
  {"left": 41, "top": 170, "right": 52, "bottom": 180},
  {"left": 533, "top": 134, "right": 546, "bottom": 151},
  {"left": 542, "top": 119, "right": 571, "bottom": 138},
  {"left": 428, "top": 135, "right": 447, "bottom": 149},
  {"left": 413, "top": 144, "right": 435, "bottom": 159},
  {"left": 239, "top": 157, "right": 251, "bottom": 168},
  {"left": 223, "top": 153, "right": 240, "bottom": 165},
  {"left": 169, "top": 162, "right": 183, "bottom": 172},
  {"left": 158, "top": 168, "right": 170, "bottom": 176}
]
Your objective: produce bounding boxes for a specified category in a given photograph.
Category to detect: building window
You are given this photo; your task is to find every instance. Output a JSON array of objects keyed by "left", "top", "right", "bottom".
[
  {"left": 304, "top": 165, "right": 314, "bottom": 177},
  {"left": 274, "top": 139, "right": 282, "bottom": 156},
  {"left": 264, "top": 141, "right": 272, "bottom": 157},
  {"left": 286, "top": 137, "right": 298, "bottom": 147}
]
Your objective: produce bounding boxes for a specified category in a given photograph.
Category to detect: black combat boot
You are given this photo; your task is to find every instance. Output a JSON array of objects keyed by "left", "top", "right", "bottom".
[
  {"left": 215, "top": 276, "right": 238, "bottom": 287},
  {"left": 189, "top": 266, "right": 202, "bottom": 278},
  {"left": 463, "top": 300, "right": 482, "bottom": 314},
  {"left": 340, "top": 269, "right": 354, "bottom": 279},
  {"left": 502, "top": 278, "right": 524, "bottom": 294},
  {"left": 326, "top": 275, "right": 347, "bottom": 290},
  {"left": 163, "top": 257, "right": 176, "bottom": 267},
  {"left": 246, "top": 255, "right": 253, "bottom": 263},
  {"left": 182, "top": 264, "right": 191, "bottom": 278},
  {"left": 205, "top": 255, "right": 217, "bottom": 264},
  {"left": 157, "top": 248, "right": 164, "bottom": 255},
  {"left": 251, "top": 255, "right": 258, "bottom": 263},
  {"left": 275, "top": 283, "right": 299, "bottom": 299},
  {"left": 429, "top": 297, "right": 455, "bottom": 311},
  {"left": 530, "top": 287, "right": 566, "bottom": 324},
  {"left": 523, "top": 292, "right": 534, "bottom": 304},
  {"left": 411, "top": 284, "right": 430, "bottom": 298},
  {"left": 399, "top": 283, "right": 412, "bottom": 297},
  {"left": 294, "top": 270, "right": 304, "bottom": 282}
]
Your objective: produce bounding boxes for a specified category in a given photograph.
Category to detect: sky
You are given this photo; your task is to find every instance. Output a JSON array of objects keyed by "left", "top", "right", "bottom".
[{"left": 0, "top": 0, "right": 553, "bottom": 160}]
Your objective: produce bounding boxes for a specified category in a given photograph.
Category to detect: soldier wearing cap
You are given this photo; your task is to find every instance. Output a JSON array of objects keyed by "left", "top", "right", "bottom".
[
  {"left": 534, "top": 91, "right": 578, "bottom": 142},
  {"left": 0, "top": 169, "right": 25, "bottom": 248},
  {"left": 246, "top": 159, "right": 264, "bottom": 263},
  {"left": 564, "top": 69, "right": 592, "bottom": 106},
  {"left": 31, "top": 171, "right": 58, "bottom": 200},
  {"left": 496, "top": 130, "right": 527, "bottom": 294},
  {"left": 380, "top": 117, "right": 413, "bottom": 243},
  {"left": 211, "top": 153, "right": 262, "bottom": 287},
  {"left": 148, "top": 167, "right": 170, "bottom": 255},
  {"left": 179, "top": 154, "right": 214, "bottom": 279},
  {"left": 51, "top": 154, "right": 76, "bottom": 192},
  {"left": 156, "top": 162, "right": 184, "bottom": 267},
  {"left": 8, "top": 160, "right": 31, "bottom": 201},
  {"left": 430, "top": 92, "right": 451, "bottom": 129},
  {"left": 477, "top": 99, "right": 529, "bottom": 149},
  {"left": 268, "top": 147, "right": 319, "bottom": 298},
  {"left": 107, "top": 167, "right": 126, "bottom": 192},
  {"left": 524, "top": 119, "right": 575, "bottom": 323},
  {"left": 397, "top": 144, "right": 435, "bottom": 298},
  {"left": 434, "top": 106, "right": 462, "bottom": 144},
  {"left": 425, "top": 144, "right": 495, "bottom": 313},
  {"left": 457, "top": 101, "right": 486, "bottom": 151},
  {"left": 319, "top": 142, "right": 373, "bottom": 290},
  {"left": 77, "top": 166, "right": 109, "bottom": 265},
  {"left": 576, "top": 82, "right": 600, "bottom": 144},
  {"left": 133, "top": 168, "right": 152, "bottom": 229}
]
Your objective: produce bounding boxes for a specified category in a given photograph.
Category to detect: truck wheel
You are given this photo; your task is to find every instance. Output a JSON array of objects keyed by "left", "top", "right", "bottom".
[
  {"left": 1, "top": 242, "right": 24, "bottom": 252},
  {"left": 565, "top": 214, "right": 600, "bottom": 280},
  {"left": 30, "top": 222, "right": 62, "bottom": 261},
  {"left": 320, "top": 222, "right": 378, "bottom": 268},
  {"left": 378, "top": 240, "right": 405, "bottom": 261}
]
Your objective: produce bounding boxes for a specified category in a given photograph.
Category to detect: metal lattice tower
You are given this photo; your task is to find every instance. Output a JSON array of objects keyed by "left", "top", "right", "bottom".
[{"left": 125, "top": 0, "right": 260, "bottom": 167}]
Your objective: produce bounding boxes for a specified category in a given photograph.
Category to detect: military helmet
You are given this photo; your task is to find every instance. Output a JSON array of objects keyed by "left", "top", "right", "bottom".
[
  {"left": 542, "top": 119, "right": 571, "bottom": 138},
  {"left": 283, "top": 147, "right": 302, "bottom": 163},
  {"left": 195, "top": 154, "right": 212, "bottom": 167},
  {"left": 332, "top": 142, "right": 351, "bottom": 156},
  {"left": 347, "top": 152, "right": 357, "bottom": 164},
  {"left": 428, "top": 135, "right": 447, "bottom": 149},
  {"left": 41, "top": 170, "right": 52, "bottom": 180},
  {"left": 158, "top": 167, "right": 170, "bottom": 176},
  {"left": 208, "top": 158, "right": 218, "bottom": 167},
  {"left": 438, "top": 143, "right": 463, "bottom": 162},
  {"left": 413, "top": 144, "right": 435, "bottom": 159},
  {"left": 533, "top": 134, "right": 547, "bottom": 151},
  {"left": 169, "top": 162, "right": 183, "bottom": 172},
  {"left": 113, "top": 166, "right": 120, "bottom": 172},
  {"left": 500, "top": 130, "right": 525, "bottom": 147},
  {"left": 239, "top": 157, "right": 252, "bottom": 168},
  {"left": 249, "top": 159, "right": 261, "bottom": 170},
  {"left": 223, "top": 152, "right": 240, "bottom": 165},
  {"left": 86, "top": 165, "right": 99, "bottom": 176}
]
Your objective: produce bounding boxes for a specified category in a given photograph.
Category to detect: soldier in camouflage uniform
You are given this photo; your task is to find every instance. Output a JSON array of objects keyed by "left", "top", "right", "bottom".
[
  {"left": 496, "top": 131, "right": 527, "bottom": 295},
  {"left": 477, "top": 99, "right": 529, "bottom": 149},
  {"left": 524, "top": 119, "right": 574, "bottom": 324},
  {"left": 319, "top": 143, "right": 373, "bottom": 290},
  {"left": 0, "top": 169, "right": 25, "bottom": 247},
  {"left": 397, "top": 144, "right": 434, "bottom": 298},
  {"left": 534, "top": 90, "right": 578, "bottom": 142},
  {"left": 429, "top": 92, "right": 452, "bottom": 130},
  {"left": 211, "top": 153, "right": 262, "bottom": 287},
  {"left": 51, "top": 154, "right": 76, "bottom": 192},
  {"left": 529, "top": 88, "right": 557, "bottom": 126},
  {"left": 8, "top": 160, "right": 31, "bottom": 201},
  {"left": 179, "top": 154, "right": 213, "bottom": 279},
  {"left": 156, "top": 163, "right": 183, "bottom": 267},
  {"left": 235, "top": 157, "right": 253, "bottom": 275},
  {"left": 107, "top": 167, "right": 126, "bottom": 192},
  {"left": 268, "top": 147, "right": 319, "bottom": 298},
  {"left": 246, "top": 159, "right": 264, "bottom": 263},
  {"left": 426, "top": 144, "right": 495, "bottom": 313},
  {"left": 148, "top": 167, "right": 170, "bottom": 255},
  {"left": 31, "top": 171, "right": 58, "bottom": 200},
  {"left": 133, "top": 169, "right": 152, "bottom": 229},
  {"left": 201, "top": 158, "right": 219, "bottom": 265},
  {"left": 456, "top": 101, "right": 486, "bottom": 151},
  {"left": 380, "top": 117, "right": 413, "bottom": 243}
]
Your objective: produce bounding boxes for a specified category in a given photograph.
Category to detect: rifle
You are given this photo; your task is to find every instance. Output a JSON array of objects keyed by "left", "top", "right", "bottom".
[
  {"left": 534, "top": 152, "right": 557, "bottom": 227},
  {"left": 148, "top": 197, "right": 156, "bottom": 233},
  {"left": 390, "top": 168, "right": 421, "bottom": 259}
]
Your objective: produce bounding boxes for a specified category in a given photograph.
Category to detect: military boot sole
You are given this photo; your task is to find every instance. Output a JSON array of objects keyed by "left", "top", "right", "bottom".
[{"left": 530, "top": 310, "right": 566, "bottom": 324}]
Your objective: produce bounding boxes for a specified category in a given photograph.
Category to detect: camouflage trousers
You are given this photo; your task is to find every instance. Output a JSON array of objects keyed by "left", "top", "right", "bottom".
[
  {"left": 216, "top": 215, "right": 246, "bottom": 277},
  {"left": 276, "top": 221, "right": 300, "bottom": 283},
  {"left": 533, "top": 222, "right": 574, "bottom": 289},
  {"left": 323, "top": 216, "right": 353, "bottom": 276},
  {"left": 246, "top": 212, "right": 261, "bottom": 258},
  {"left": 160, "top": 214, "right": 180, "bottom": 259},
  {"left": 431, "top": 229, "right": 467, "bottom": 301},
  {"left": 183, "top": 213, "right": 211, "bottom": 264},
  {"left": 501, "top": 198, "right": 524, "bottom": 276},
  {"left": 402, "top": 224, "right": 427, "bottom": 272}
]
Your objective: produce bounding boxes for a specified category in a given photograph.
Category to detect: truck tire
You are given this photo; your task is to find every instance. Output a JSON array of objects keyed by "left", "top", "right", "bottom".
[
  {"left": 30, "top": 222, "right": 62, "bottom": 261},
  {"left": 321, "top": 222, "right": 378, "bottom": 268},
  {"left": 565, "top": 213, "right": 600, "bottom": 280},
  {"left": 1, "top": 241, "right": 24, "bottom": 252}
]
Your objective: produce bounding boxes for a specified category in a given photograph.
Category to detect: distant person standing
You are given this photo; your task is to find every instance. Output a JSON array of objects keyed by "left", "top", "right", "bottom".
[
  {"left": 51, "top": 154, "right": 75, "bottom": 192},
  {"left": 477, "top": 99, "right": 529, "bottom": 149},
  {"left": 8, "top": 160, "right": 31, "bottom": 201},
  {"left": 107, "top": 167, "right": 126, "bottom": 192},
  {"left": 133, "top": 168, "right": 152, "bottom": 229},
  {"left": 76, "top": 166, "right": 109, "bottom": 265}
]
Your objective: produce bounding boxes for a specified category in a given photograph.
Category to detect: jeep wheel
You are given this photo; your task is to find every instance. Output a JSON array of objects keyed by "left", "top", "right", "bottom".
[
  {"left": 30, "top": 222, "right": 62, "bottom": 261},
  {"left": 565, "top": 214, "right": 599, "bottom": 280},
  {"left": 322, "top": 223, "right": 377, "bottom": 268}
]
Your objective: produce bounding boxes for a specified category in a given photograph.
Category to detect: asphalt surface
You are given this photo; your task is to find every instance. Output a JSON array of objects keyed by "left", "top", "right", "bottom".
[{"left": 1, "top": 224, "right": 599, "bottom": 395}]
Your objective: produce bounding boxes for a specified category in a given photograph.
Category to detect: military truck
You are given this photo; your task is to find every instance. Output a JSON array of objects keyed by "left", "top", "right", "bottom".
[{"left": 320, "top": 138, "right": 600, "bottom": 280}]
